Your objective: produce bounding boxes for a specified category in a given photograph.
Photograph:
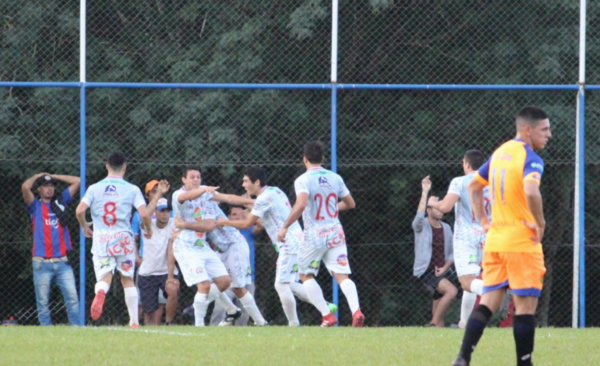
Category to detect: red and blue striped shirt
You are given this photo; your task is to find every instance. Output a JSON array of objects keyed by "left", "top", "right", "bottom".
[{"left": 27, "top": 188, "right": 72, "bottom": 258}]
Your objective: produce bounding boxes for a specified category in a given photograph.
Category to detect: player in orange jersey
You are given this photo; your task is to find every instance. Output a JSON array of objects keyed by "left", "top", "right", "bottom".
[{"left": 452, "top": 106, "right": 551, "bottom": 366}]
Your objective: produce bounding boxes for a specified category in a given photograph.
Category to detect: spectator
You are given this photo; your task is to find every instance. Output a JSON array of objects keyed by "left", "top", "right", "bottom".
[
  {"left": 209, "top": 205, "right": 263, "bottom": 326},
  {"left": 21, "top": 172, "right": 80, "bottom": 326},
  {"left": 412, "top": 175, "right": 458, "bottom": 327}
]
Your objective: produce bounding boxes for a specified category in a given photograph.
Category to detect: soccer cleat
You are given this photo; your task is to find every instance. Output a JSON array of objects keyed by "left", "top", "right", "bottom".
[
  {"left": 352, "top": 309, "right": 365, "bottom": 327},
  {"left": 91, "top": 290, "right": 106, "bottom": 320},
  {"left": 218, "top": 309, "right": 242, "bottom": 326},
  {"left": 326, "top": 302, "right": 338, "bottom": 315},
  {"left": 320, "top": 313, "right": 338, "bottom": 327},
  {"left": 130, "top": 324, "right": 139, "bottom": 329},
  {"left": 451, "top": 356, "right": 468, "bottom": 366},
  {"left": 182, "top": 304, "right": 194, "bottom": 317}
]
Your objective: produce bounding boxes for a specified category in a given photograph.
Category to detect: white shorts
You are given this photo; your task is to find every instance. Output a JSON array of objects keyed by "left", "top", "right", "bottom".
[
  {"left": 93, "top": 252, "right": 136, "bottom": 281},
  {"left": 275, "top": 252, "right": 299, "bottom": 283},
  {"left": 217, "top": 242, "right": 251, "bottom": 288},
  {"left": 454, "top": 244, "right": 483, "bottom": 277},
  {"left": 299, "top": 243, "right": 352, "bottom": 277},
  {"left": 174, "top": 246, "right": 228, "bottom": 287}
]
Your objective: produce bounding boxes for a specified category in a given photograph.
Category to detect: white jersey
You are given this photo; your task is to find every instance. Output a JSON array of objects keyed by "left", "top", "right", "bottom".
[
  {"left": 139, "top": 218, "right": 178, "bottom": 276},
  {"left": 81, "top": 175, "right": 146, "bottom": 257},
  {"left": 171, "top": 186, "right": 214, "bottom": 252},
  {"left": 205, "top": 201, "right": 247, "bottom": 253},
  {"left": 447, "top": 172, "right": 492, "bottom": 250},
  {"left": 251, "top": 186, "right": 302, "bottom": 254},
  {"left": 294, "top": 167, "right": 350, "bottom": 238}
]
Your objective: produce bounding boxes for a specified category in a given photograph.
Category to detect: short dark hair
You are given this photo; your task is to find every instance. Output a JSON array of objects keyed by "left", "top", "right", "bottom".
[
  {"left": 107, "top": 152, "right": 126, "bottom": 171},
  {"left": 303, "top": 141, "right": 325, "bottom": 164},
  {"left": 516, "top": 106, "right": 548, "bottom": 127},
  {"left": 244, "top": 166, "right": 267, "bottom": 187},
  {"left": 464, "top": 150, "right": 485, "bottom": 170},
  {"left": 182, "top": 166, "right": 201, "bottom": 178}
]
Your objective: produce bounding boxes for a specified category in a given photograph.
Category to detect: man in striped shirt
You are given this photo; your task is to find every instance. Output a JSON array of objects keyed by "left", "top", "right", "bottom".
[{"left": 22, "top": 172, "right": 80, "bottom": 326}]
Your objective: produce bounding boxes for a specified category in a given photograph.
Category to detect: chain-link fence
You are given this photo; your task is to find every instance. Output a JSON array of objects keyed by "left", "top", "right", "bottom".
[{"left": 1, "top": 0, "right": 597, "bottom": 327}]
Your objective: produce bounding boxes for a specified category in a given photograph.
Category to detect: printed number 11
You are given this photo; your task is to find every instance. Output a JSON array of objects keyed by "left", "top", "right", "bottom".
[{"left": 490, "top": 168, "right": 506, "bottom": 205}]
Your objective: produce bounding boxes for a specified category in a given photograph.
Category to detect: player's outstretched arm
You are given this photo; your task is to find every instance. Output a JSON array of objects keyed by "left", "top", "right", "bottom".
[
  {"left": 217, "top": 214, "right": 258, "bottom": 230},
  {"left": 173, "top": 215, "right": 217, "bottom": 232},
  {"left": 468, "top": 179, "right": 490, "bottom": 231},
  {"left": 430, "top": 193, "right": 459, "bottom": 214},
  {"left": 338, "top": 194, "right": 356, "bottom": 211},
  {"left": 212, "top": 193, "right": 254, "bottom": 207},
  {"left": 277, "top": 192, "right": 308, "bottom": 242},
  {"left": 176, "top": 186, "right": 219, "bottom": 203}
]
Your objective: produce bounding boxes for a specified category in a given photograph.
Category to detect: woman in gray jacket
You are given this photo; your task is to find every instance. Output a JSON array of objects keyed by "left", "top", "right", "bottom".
[{"left": 412, "top": 176, "right": 458, "bottom": 327}]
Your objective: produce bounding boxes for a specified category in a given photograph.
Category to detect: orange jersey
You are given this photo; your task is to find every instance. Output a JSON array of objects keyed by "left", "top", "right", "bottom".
[{"left": 474, "top": 139, "right": 544, "bottom": 253}]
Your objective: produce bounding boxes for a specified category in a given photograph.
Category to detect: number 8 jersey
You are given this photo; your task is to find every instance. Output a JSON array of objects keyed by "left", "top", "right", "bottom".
[
  {"left": 294, "top": 167, "right": 350, "bottom": 248},
  {"left": 81, "top": 175, "right": 146, "bottom": 256}
]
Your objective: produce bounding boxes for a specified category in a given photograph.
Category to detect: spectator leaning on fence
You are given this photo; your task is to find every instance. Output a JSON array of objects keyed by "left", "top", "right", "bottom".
[
  {"left": 412, "top": 175, "right": 457, "bottom": 327},
  {"left": 21, "top": 172, "right": 81, "bottom": 326}
]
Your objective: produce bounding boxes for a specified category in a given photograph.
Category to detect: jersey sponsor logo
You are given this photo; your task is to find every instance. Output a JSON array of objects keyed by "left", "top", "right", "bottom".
[
  {"left": 337, "top": 254, "right": 348, "bottom": 266},
  {"left": 99, "top": 258, "right": 111, "bottom": 269},
  {"left": 106, "top": 234, "right": 134, "bottom": 256},
  {"left": 309, "top": 260, "right": 320, "bottom": 270},
  {"left": 103, "top": 185, "right": 118, "bottom": 197},
  {"left": 531, "top": 162, "right": 544, "bottom": 172},
  {"left": 530, "top": 172, "right": 541, "bottom": 180},
  {"left": 121, "top": 260, "right": 133, "bottom": 272},
  {"left": 194, "top": 239, "right": 205, "bottom": 247},
  {"left": 44, "top": 213, "right": 60, "bottom": 229},
  {"left": 327, "top": 229, "right": 346, "bottom": 248},
  {"left": 247, "top": 266, "right": 252, "bottom": 276},
  {"left": 318, "top": 176, "right": 332, "bottom": 189},
  {"left": 291, "top": 264, "right": 298, "bottom": 273},
  {"left": 468, "top": 254, "right": 478, "bottom": 265},
  {"left": 195, "top": 266, "right": 204, "bottom": 274}
]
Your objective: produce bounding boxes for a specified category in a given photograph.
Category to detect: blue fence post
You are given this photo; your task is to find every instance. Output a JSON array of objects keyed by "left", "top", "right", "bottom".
[
  {"left": 79, "top": 84, "right": 86, "bottom": 326},
  {"left": 330, "top": 85, "right": 339, "bottom": 322},
  {"left": 578, "top": 87, "right": 586, "bottom": 327}
]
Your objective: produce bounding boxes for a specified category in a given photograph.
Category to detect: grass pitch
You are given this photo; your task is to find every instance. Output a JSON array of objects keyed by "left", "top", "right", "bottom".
[{"left": 0, "top": 326, "right": 596, "bottom": 366}]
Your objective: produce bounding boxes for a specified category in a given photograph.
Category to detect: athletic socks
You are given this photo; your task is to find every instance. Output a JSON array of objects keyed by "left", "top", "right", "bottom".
[
  {"left": 459, "top": 291, "right": 478, "bottom": 328},
  {"left": 193, "top": 292, "right": 209, "bottom": 327},
  {"left": 458, "top": 304, "right": 493, "bottom": 363},
  {"left": 290, "top": 281, "right": 310, "bottom": 303},
  {"left": 95, "top": 281, "right": 110, "bottom": 294},
  {"left": 239, "top": 292, "right": 266, "bottom": 326},
  {"left": 470, "top": 279, "right": 484, "bottom": 296},
  {"left": 514, "top": 314, "right": 535, "bottom": 366},
  {"left": 123, "top": 287, "right": 139, "bottom": 326},
  {"left": 208, "top": 283, "right": 221, "bottom": 304},
  {"left": 339, "top": 279, "right": 360, "bottom": 314},
  {"left": 303, "top": 278, "right": 331, "bottom": 316},
  {"left": 275, "top": 282, "right": 300, "bottom": 326}
]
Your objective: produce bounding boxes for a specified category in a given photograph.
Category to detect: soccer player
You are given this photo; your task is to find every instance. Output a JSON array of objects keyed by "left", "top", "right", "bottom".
[
  {"left": 277, "top": 141, "right": 364, "bottom": 327},
  {"left": 76, "top": 152, "right": 152, "bottom": 328},
  {"left": 452, "top": 106, "right": 551, "bottom": 366},
  {"left": 171, "top": 166, "right": 255, "bottom": 326},
  {"left": 217, "top": 166, "right": 337, "bottom": 326},
  {"left": 429, "top": 150, "right": 491, "bottom": 328}
]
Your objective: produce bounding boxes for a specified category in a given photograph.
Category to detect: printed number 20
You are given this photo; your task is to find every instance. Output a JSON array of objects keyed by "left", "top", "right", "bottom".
[
  {"left": 490, "top": 168, "right": 506, "bottom": 205},
  {"left": 314, "top": 193, "right": 338, "bottom": 220}
]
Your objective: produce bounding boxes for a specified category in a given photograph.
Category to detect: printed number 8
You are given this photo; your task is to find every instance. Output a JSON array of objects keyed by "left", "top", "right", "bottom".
[{"left": 103, "top": 202, "right": 117, "bottom": 226}]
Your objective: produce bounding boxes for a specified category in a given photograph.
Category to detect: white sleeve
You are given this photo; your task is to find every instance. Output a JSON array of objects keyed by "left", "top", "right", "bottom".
[
  {"left": 447, "top": 177, "right": 461, "bottom": 196},
  {"left": 294, "top": 176, "right": 309, "bottom": 195},
  {"left": 251, "top": 194, "right": 272, "bottom": 218},
  {"left": 338, "top": 176, "right": 350, "bottom": 198},
  {"left": 133, "top": 187, "right": 146, "bottom": 209},
  {"left": 81, "top": 184, "right": 95, "bottom": 206}
]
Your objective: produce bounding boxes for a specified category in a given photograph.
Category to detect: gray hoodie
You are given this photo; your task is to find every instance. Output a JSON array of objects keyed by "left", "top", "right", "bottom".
[{"left": 411, "top": 210, "right": 454, "bottom": 277}]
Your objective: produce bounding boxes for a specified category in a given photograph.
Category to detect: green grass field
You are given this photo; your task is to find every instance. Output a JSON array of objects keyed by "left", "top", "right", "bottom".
[{"left": 0, "top": 326, "right": 596, "bottom": 366}]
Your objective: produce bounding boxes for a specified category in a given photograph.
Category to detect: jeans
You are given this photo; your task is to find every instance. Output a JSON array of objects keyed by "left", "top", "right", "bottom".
[{"left": 32, "top": 259, "right": 80, "bottom": 326}]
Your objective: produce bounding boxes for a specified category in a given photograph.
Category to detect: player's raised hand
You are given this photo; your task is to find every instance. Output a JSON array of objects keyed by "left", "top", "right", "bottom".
[
  {"left": 82, "top": 222, "right": 93, "bottom": 238},
  {"left": 158, "top": 180, "right": 170, "bottom": 194},
  {"left": 203, "top": 186, "right": 220, "bottom": 195},
  {"left": 277, "top": 227, "right": 287, "bottom": 243},
  {"left": 422, "top": 176, "right": 432, "bottom": 192},
  {"left": 522, "top": 220, "right": 545, "bottom": 244}
]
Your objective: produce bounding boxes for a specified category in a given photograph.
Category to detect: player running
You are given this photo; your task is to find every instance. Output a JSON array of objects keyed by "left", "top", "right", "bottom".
[
  {"left": 171, "top": 166, "right": 256, "bottom": 326},
  {"left": 429, "top": 150, "right": 491, "bottom": 328},
  {"left": 217, "top": 166, "right": 337, "bottom": 326},
  {"left": 76, "top": 152, "right": 151, "bottom": 328},
  {"left": 452, "top": 106, "right": 551, "bottom": 366},
  {"left": 277, "top": 141, "right": 363, "bottom": 327}
]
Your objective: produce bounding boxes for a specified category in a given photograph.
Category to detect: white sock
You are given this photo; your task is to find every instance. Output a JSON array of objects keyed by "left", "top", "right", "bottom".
[
  {"left": 340, "top": 279, "right": 360, "bottom": 314},
  {"left": 95, "top": 281, "right": 110, "bottom": 294},
  {"left": 239, "top": 292, "right": 266, "bottom": 325},
  {"left": 208, "top": 283, "right": 221, "bottom": 303},
  {"left": 303, "top": 279, "right": 330, "bottom": 316},
  {"left": 290, "top": 281, "right": 310, "bottom": 303},
  {"left": 275, "top": 282, "right": 300, "bottom": 326},
  {"left": 124, "top": 287, "right": 139, "bottom": 326},
  {"left": 218, "top": 290, "right": 239, "bottom": 314},
  {"left": 460, "top": 291, "right": 478, "bottom": 327},
  {"left": 470, "top": 279, "right": 484, "bottom": 296},
  {"left": 193, "top": 292, "right": 209, "bottom": 327}
]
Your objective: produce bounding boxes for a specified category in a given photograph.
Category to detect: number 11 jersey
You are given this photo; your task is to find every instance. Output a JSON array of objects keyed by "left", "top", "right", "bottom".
[{"left": 81, "top": 175, "right": 146, "bottom": 256}]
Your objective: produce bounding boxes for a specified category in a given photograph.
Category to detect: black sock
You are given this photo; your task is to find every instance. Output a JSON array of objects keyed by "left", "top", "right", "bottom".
[
  {"left": 513, "top": 314, "right": 535, "bottom": 366},
  {"left": 458, "top": 305, "right": 493, "bottom": 362}
]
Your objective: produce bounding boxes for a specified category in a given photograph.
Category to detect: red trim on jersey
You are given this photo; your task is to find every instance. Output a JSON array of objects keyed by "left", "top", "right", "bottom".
[
  {"left": 42, "top": 204, "right": 53, "bottom": 257},
  {"left": 31, "top": 219, "right": 36, "bottom": 257},
  {"left": 58, "top": 222, "right": 67, "bottom": 256},
  {"left": 307, "top": 167, "right": 324, "bottom": 171}
]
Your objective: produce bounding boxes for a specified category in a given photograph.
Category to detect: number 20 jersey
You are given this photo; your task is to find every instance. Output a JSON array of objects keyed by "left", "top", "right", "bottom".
[
  {"left": 294, "top": 167, "right": 350, "bottom": 248},
  {"left": 81, "top": 176, "right": 146, "bottom": 256}
]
